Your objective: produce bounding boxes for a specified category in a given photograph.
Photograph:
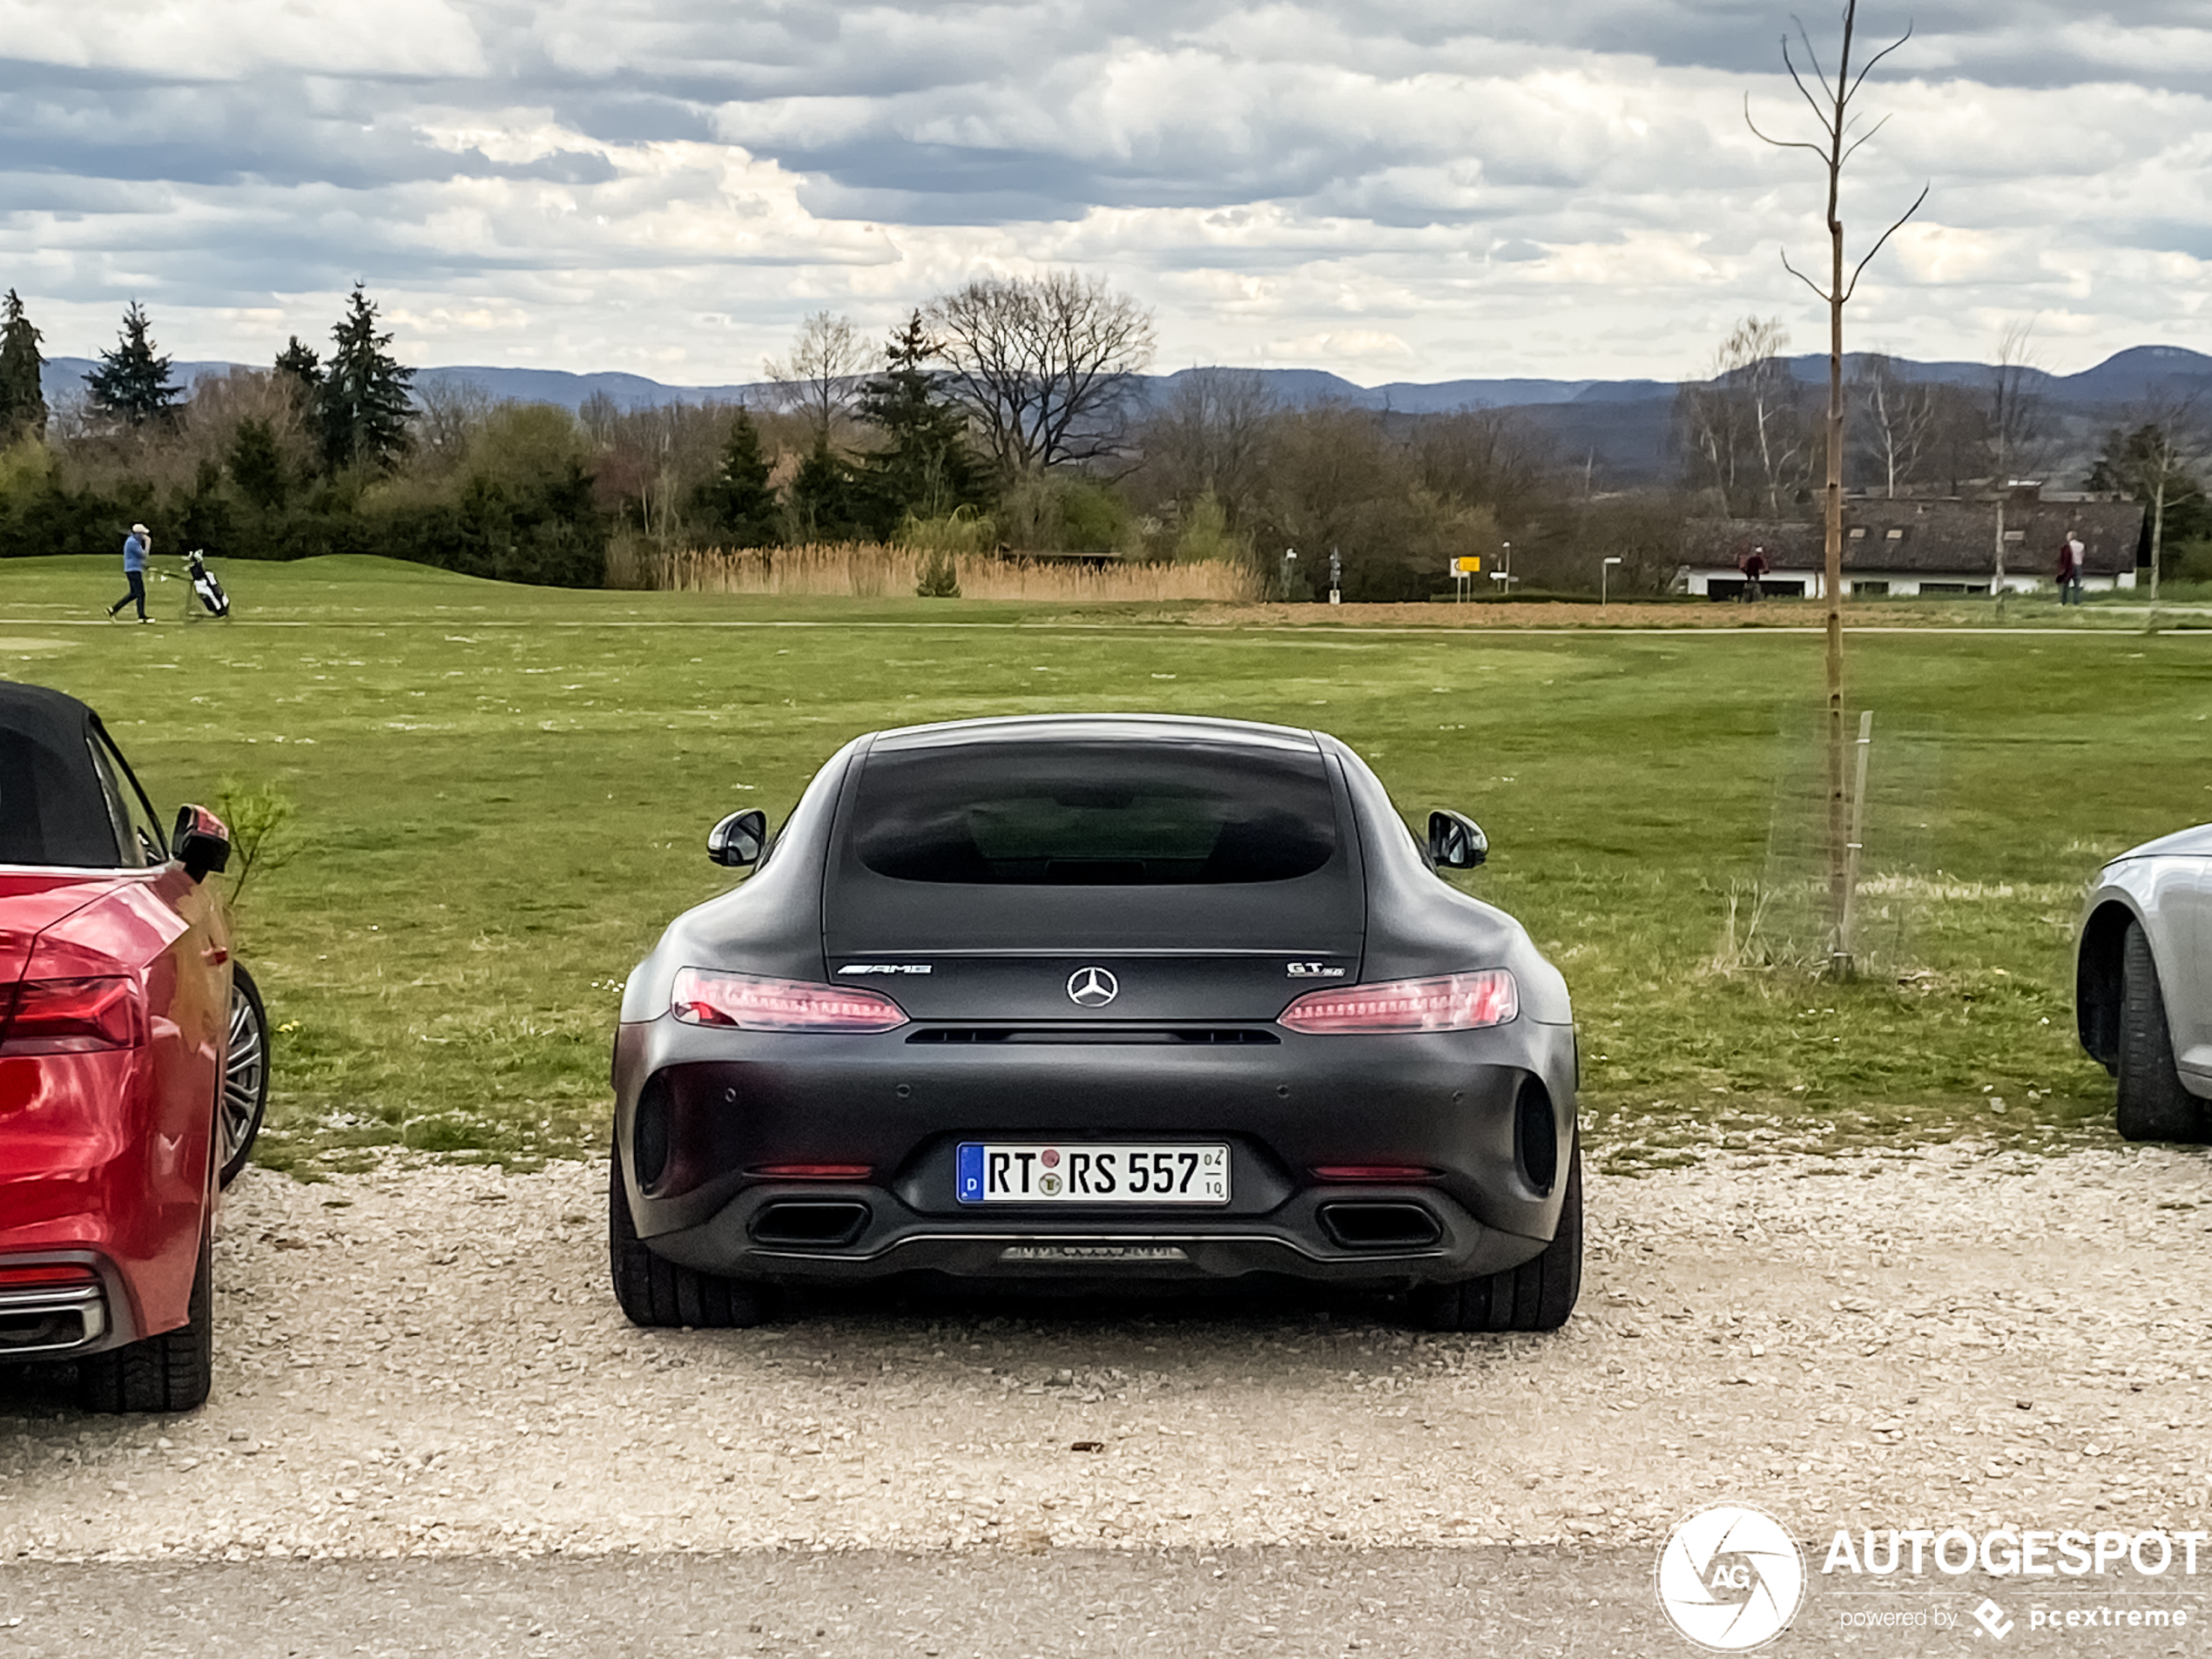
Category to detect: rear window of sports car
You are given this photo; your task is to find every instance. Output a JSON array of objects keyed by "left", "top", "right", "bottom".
[{"left": 850, "top": 742, "right": 1339, "bottom": 885}]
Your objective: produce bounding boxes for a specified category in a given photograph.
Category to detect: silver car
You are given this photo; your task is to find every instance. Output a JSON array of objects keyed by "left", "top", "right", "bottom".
[{"left": 2077, "top": 824, "right": 2212, "bottom": 1141}]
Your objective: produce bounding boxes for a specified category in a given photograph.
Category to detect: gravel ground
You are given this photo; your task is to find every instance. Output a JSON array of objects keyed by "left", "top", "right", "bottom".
[{"left": 3, "top": 1143, "right": 2209, "bottom": 1565}]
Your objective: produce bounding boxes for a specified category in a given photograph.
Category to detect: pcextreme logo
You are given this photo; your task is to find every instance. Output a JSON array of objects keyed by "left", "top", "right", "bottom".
[{"left": 1656, "top": 1504, "right": 1808, "bottom": 1651}]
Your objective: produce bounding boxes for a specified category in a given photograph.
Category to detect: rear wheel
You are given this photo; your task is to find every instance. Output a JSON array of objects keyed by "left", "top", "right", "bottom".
[
  {"left": 78, "top": 1227, "right": 213, "bottom": 1413},
  {"left": 217, "top": 964, "right": 269, "bottom": 1188},
  {"left": 1412, "top": 1136, "right": 1582, "bottom": 1333},
  {"left": 2116, "top": 921, "right": 2209, "bottom": 1143},
  {"left": 608, "top": 1147, "right": 765, "bottom": 1328}
]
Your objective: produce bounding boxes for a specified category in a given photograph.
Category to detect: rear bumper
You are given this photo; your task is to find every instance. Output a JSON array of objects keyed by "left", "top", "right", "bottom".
[
  {"left": 645, "top": 1178, "right": 1548, "bottom": 1286},
  {"left": 613, "top": 1014, "right": 1578, "bottom": 1286}
]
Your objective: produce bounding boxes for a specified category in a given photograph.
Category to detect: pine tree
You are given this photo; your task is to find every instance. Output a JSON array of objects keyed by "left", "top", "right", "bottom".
[
  {"left": 229, "top": 416, "right": 288, "bottom": 511},
  {"left": 786, "top": 435, "right": 870, "bottom": 542},
  {"left": 85, "top": 300, "right": 180, "bottom": 427},
  {"left": 857, "top": 310, "right": 982, "bottom": 528},
  {"left": 0, "top": 289, "right": 47, "bottom": 441},
  {"left": 317, "top": 285, "right": 414, "bottom": 472},
  {"left": 689, "top": 408, "right": 780, "bottom": 546},
  {"left": 274, "top": 335, "right": 322, "bottom": 400}
]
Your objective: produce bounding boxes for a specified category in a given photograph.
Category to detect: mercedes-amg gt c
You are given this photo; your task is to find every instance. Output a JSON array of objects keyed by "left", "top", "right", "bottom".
[{"left": 610, "top": 715, "right": 1580, "bottom": 1332}]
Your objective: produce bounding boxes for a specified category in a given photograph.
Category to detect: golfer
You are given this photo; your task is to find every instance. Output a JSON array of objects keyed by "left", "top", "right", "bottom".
[{"left": 106, "top": 523, "right": 152, "bottom": 623}]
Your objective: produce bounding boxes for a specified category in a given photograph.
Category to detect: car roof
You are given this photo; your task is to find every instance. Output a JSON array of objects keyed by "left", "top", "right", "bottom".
[
  {"left": 0, "top": 681, "right": 102, "bottom": 755},
  {"left": 868, "top": 712, "right": 1321, "bottom": 754}
]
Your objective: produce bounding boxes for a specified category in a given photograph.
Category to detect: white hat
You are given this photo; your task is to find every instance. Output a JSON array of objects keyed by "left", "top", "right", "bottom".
[{"left": 131, "top": 523, "right": 149, "bottom": 535}]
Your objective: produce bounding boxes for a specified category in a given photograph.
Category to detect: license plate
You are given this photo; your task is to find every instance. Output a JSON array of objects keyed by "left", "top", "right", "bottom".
[{"left": 956, "top": 1143, "right": 1230, "bottom": 1204}]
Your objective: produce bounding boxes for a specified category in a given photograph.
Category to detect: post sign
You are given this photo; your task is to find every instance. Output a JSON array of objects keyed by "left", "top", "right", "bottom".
[{"left": 1453, "top": 556, "right": 1482, "bottom": 575}]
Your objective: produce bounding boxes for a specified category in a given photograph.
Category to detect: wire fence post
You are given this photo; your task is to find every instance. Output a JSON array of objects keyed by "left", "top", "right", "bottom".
[{"left": 1835, "top": 710, "right": 1875, "bottom": 972}]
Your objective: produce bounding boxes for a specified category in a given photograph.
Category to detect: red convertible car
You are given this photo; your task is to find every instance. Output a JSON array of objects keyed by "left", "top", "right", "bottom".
[{"left": 1, "top": 684, "right": 268, "bottom": 1412}]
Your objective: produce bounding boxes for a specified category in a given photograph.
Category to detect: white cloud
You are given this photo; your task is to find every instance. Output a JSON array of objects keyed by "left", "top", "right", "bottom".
[{"left": 4, "top": 0, "right": 2211, "bottom": 383}]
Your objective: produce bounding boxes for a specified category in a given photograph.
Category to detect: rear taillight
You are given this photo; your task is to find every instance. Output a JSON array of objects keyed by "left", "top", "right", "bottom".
[
  {"left": 1311, "top": 1165, "right": 1440, "bottom": 1182},
  {"left": 671, "top": 968, "right": 907, "bottom": 1034},
  {"left": 0, "top": 977, "right": 145, "bottom": 1055},
  {"left": 0, "top": 1263, "right": 98, "bottom": 1289},
  {"left": 1278, "top": 970, "right": 1518, "bottom": 1035},
  {"left": 750, "top": 1163, "right": 874, "bottom": 1180}
]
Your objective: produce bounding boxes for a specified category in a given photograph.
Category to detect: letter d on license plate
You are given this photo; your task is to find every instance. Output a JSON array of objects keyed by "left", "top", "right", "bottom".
[{"left": 956, "top": 1143, "right": 1230, "bottom": 1204}]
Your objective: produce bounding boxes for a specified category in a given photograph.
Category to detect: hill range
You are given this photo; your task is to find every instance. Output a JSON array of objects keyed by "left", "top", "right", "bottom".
[{"left": 40, "top": 345, "right": 2212, "bottom": 489}]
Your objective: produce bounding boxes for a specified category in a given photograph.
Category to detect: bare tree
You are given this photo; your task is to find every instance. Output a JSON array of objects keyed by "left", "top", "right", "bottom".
[
  {"left": 2090, "top": 397, "right": 2207, "bottom": 603},
  {"left": 765, "top": 312, "right": 868, "bottom": 443},
  {"left": 927, "top": 271, "right": 1157, "bottom": 475},
  {"left": 1984, "top": 320, "right": 2053, "bottom": 598},
  {"left": 1748, "top": 0, "right": 1928, "bottom": 974},
  {"left": 1852, "top": 351, "right": 1936, "bottom": 497},
  {"left": 410, "top": 378, "right": 496, "bottom": 477},
  {"left": 1136, "top": 368, "right": 1277, "bottom": 527},
  {"left": 1412, "top": 406, "right": 1558, "bottom": 526},
  {"left": 1676, "top": 317, "right": 1807, "bottom": 514}
]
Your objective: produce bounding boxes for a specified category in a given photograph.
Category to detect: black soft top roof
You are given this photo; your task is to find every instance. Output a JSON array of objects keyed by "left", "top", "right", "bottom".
[{"left": 0, "top": 682, "right": 128, "bottom": 867}]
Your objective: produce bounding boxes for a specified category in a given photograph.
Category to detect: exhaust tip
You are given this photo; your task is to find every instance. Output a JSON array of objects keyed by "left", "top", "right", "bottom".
[
  {"left": 1318, "top": 1201, "right": 1442, "bottom": 1251},
  {"left": 750, "top": 1200, "right": 871, "bottom": 1248}
]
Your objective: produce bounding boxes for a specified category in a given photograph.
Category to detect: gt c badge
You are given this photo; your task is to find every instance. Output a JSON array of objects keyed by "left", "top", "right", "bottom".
[{"left": 1066, "top": 967, "right": 1119, "bottom": 1008}]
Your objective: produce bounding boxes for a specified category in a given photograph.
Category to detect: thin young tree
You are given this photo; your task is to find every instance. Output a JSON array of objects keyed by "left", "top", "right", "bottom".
[
  {"left": 0, "top": 289, "right": 47, "bottom": 441},
  {"left": 1746, "top": 0, "right": 1928, "bottom": 974}
]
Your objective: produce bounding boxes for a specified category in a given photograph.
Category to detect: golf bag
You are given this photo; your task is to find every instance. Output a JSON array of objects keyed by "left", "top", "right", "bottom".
[{"left": 185, "top": 550, "right": 230, "bottom": 618}]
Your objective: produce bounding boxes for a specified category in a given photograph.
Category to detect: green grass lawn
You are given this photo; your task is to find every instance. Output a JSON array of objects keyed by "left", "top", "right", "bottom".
[{"left": 6, "top": 554, "right": 2209, "bottom": 1176}]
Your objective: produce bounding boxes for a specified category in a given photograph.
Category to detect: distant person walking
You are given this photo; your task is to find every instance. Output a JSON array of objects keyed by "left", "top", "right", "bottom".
[
  {"left": 2054, "top": 529, "right": 2087, "bottom": 607},
  {"left": 106, "top": 524, "right": 152, "bottom": 623},
  {"left": 1737, "top": 544, "right": 1770, "bottom": 602}
]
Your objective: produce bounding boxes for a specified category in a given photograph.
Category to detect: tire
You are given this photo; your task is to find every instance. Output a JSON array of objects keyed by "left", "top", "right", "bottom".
[
  {"left": 218, "top": 964, "right": 270, "bottom": 1188},
  {"left": 608, "top": 1147, "right": 765, "bottom": 1329},
  {"left": 1412, "top": 1136, "right": 1583, "bottom": 1333},
  {"left": 2116, "top": 921, "right": 2210, "bottom": 1143},
  {"left": 78, "top": 1226, "right": 213, "bottom": 1413}
]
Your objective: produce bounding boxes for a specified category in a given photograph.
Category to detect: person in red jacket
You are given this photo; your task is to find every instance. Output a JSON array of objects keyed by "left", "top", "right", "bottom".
[
  {"left": 1737, "top": 544, "right": 1770, "bottom": 602},
  {"left": 2054, "top": 529, "right": 2086, "bottom": 606}
]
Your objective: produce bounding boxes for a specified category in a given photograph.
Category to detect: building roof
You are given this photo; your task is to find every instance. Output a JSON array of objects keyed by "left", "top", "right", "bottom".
[{"left": 1683, "top": 494, "right": 2145, "bottom": 577}]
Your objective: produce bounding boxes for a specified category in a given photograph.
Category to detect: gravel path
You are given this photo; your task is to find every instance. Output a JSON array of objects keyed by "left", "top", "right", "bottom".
[{"left": 3, "top": 1144, "right": 2209, "bottom": 1564}]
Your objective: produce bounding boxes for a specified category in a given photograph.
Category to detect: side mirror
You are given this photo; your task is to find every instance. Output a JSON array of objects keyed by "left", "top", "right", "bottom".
[
  {"left": 172, "top": 805, "right": 232, "bottom": 882},
  {"left": 1427, "top": 809, "right": 1487, "bottom": 870},
  {"left": 707, "top": 808, "right": 768, "bottom": 868}
]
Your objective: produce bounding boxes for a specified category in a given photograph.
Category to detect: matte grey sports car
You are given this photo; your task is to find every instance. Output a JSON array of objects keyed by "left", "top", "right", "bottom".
[
  {"left": 2078, "top": 823, "right": 2212, "bottom": 1141},
  {"left": 609, "top": 715, "right": 1581, "bottom": 1332}
]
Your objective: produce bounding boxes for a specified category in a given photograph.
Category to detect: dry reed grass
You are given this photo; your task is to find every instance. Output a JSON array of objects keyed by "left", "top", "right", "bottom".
[{"left": 623, "top": 541, "right": 1260, "bottom": 604}]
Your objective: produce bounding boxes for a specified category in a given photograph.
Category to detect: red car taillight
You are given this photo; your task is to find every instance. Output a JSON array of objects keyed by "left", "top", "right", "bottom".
[
  {"left": 0, "top": 977, "right": 145, "bottom": 1055},
  {"left": 1278, "top": 970, "right": 1518, "bottom": 1035},
  {"left": 670, "top": 968, "right": 908, "bottom": 1034}
]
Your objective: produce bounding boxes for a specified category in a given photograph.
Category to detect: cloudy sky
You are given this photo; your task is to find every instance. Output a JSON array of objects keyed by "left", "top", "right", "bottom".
[{"left": 3, "top": 1, "right": 2208, "bottom": 386}]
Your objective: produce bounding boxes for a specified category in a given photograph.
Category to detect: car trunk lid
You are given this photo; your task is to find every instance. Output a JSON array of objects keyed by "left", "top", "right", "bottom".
[{"left": 0, "top": 872, "right": 123, "bottom": 987}]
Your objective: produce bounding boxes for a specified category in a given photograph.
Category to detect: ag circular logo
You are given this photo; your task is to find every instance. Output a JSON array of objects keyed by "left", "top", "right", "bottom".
[
  {"left": 1066, "top": 966, "right": 1119, "bottom": 1008},
  {"left": 1656, "top": 1504, "right": 1805, "bottom": 1651}
]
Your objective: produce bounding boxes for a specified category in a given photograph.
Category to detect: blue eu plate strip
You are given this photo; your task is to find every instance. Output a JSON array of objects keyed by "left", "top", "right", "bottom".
[{"left": 956, "top": 1143, "right": 984, "bottom": 1204}]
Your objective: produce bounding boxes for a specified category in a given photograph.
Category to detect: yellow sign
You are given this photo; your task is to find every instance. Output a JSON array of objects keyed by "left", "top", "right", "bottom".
[{"left": 1453, "top": 556, "right": 1482, "bottom": 574}]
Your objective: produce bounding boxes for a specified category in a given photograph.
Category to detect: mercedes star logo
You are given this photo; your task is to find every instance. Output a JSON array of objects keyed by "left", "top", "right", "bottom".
[{"left": 1066, "top": 966, "right": 1119, "bottom": 1008}]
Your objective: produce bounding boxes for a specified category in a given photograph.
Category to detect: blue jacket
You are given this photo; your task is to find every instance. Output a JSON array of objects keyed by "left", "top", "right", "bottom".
[{"left": 123, "top": 534, "right": 146, "bottom": 573}]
